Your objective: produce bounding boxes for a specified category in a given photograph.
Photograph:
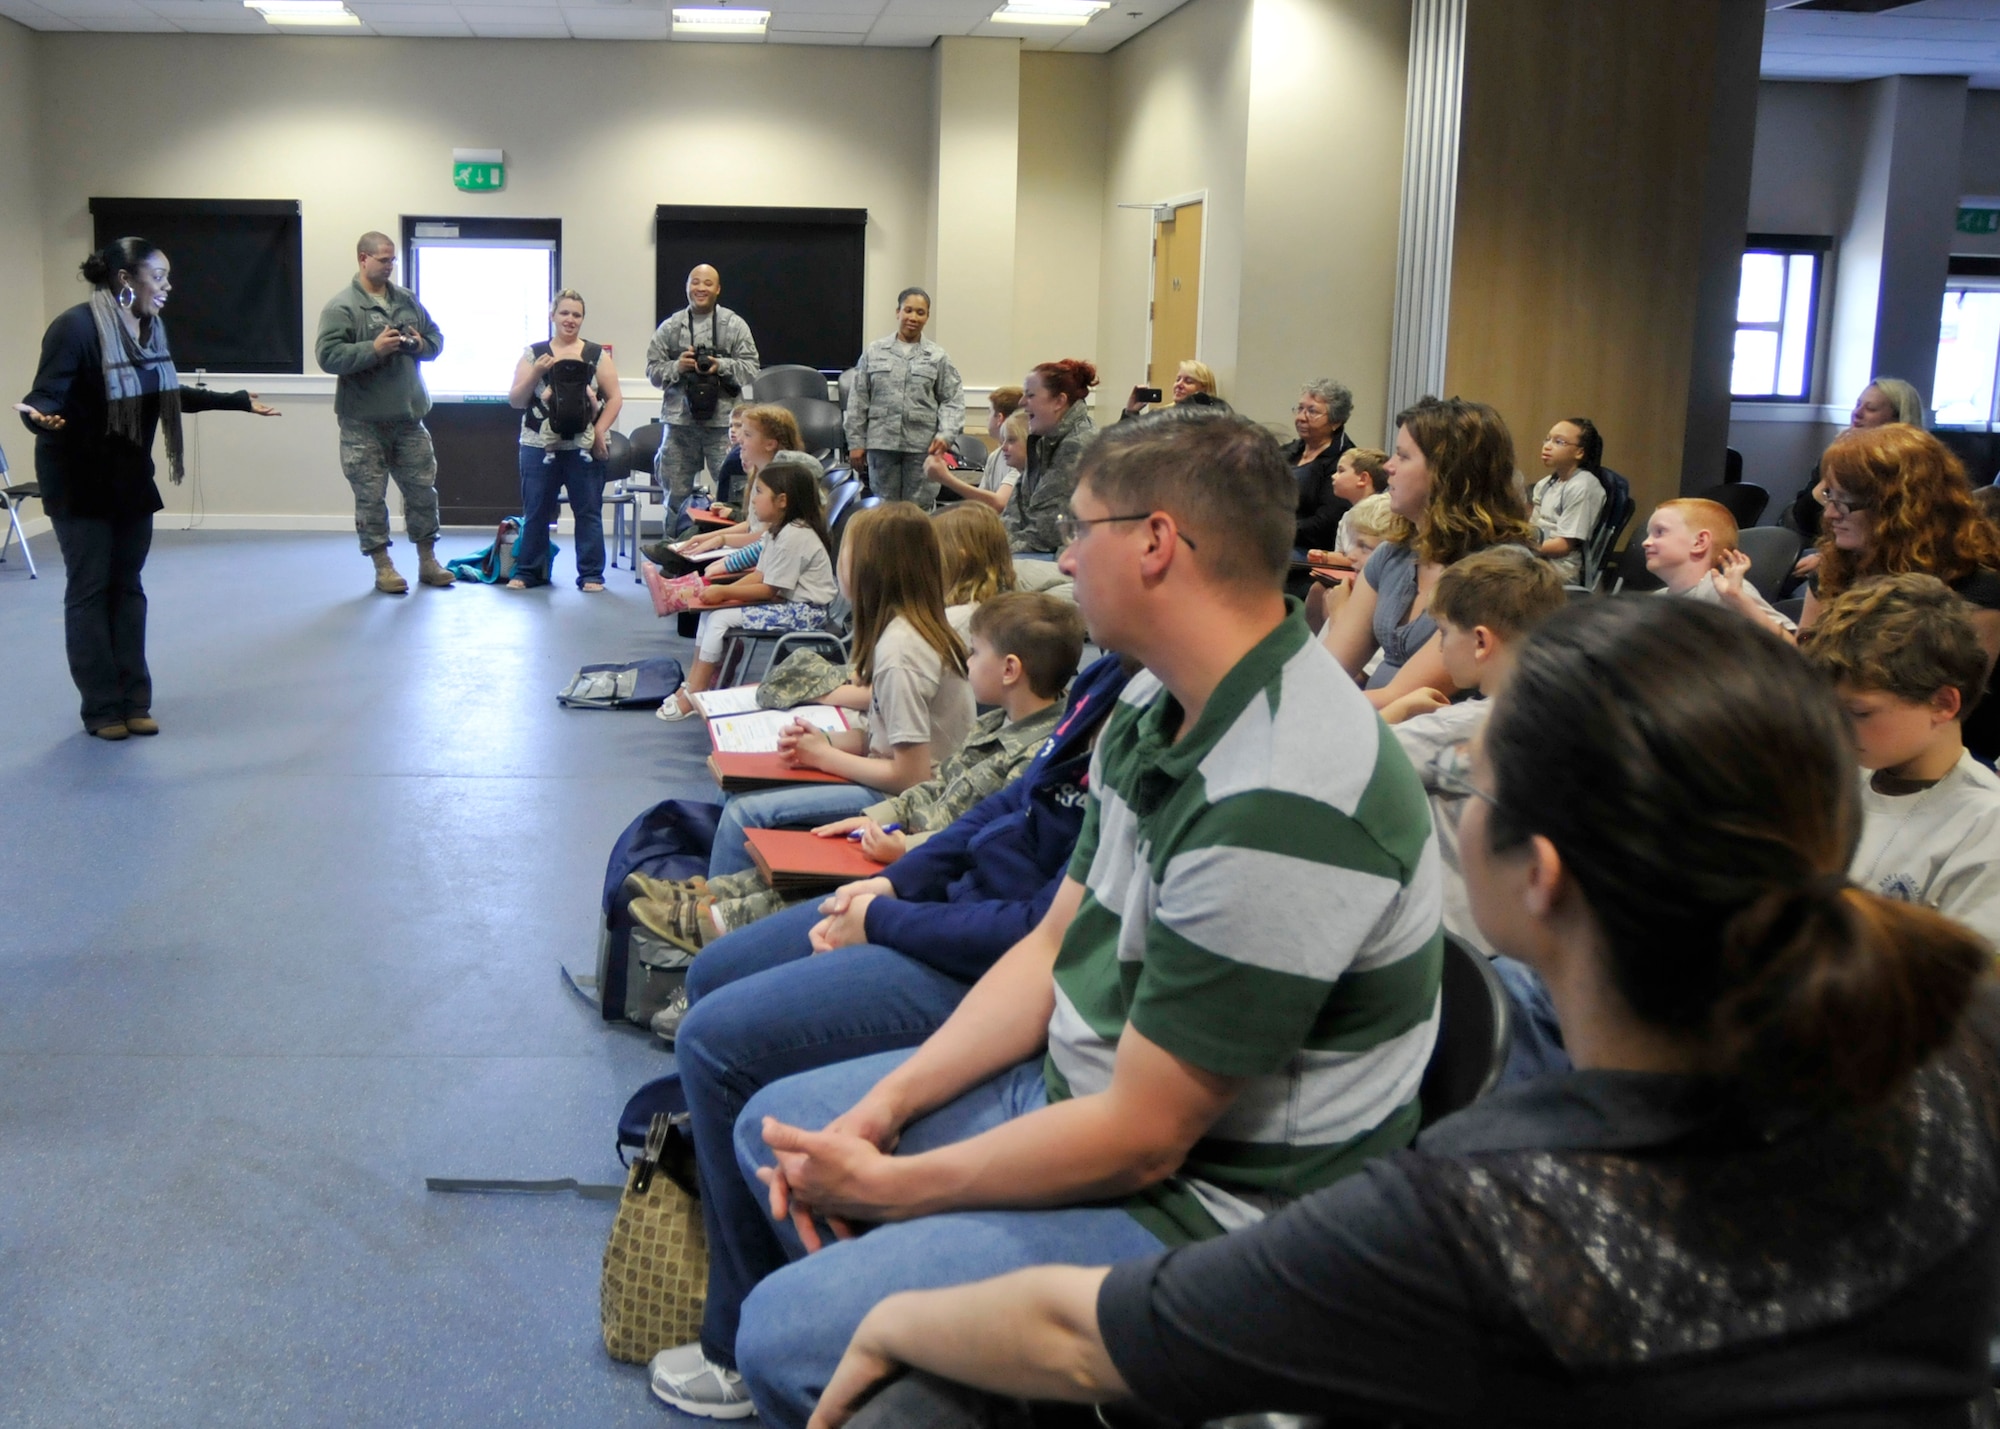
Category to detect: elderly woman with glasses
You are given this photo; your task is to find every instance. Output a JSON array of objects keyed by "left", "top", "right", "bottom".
[{"left": 1285, "top": 378, "right": 1358, "bottom": 557}]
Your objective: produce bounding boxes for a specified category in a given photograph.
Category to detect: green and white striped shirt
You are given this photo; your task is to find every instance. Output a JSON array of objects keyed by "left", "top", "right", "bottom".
[{"left": 1050, "top": 606, "right": 1443, "bottom": 1245}]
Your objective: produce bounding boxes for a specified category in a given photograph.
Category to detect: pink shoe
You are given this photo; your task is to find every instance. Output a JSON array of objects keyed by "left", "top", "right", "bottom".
[{"left": 642, "top": 563, "right": 703, "bottom": 617}]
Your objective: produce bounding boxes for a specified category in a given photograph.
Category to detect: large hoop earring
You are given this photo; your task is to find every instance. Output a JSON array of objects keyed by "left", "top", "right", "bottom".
[{"left": 117, "top": 285, "right": 135, "bottom": 310}]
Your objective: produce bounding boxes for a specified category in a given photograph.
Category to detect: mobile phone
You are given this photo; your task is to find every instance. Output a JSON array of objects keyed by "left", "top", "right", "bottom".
[{"left": 1134, "top": 386, "right": 1163, "bottom": 404}]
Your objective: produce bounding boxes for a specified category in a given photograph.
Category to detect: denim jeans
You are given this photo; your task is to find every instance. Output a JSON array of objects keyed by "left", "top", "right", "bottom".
[
  {"left": 708, "top": 783, "right": 878, "bottom": 878},
  {"left": 50, "top": 512, "right": 153, "bottom": 729},
  {"left": 1493, "top": 954, "right": 1572, "bottom": 1083},
  {"left": 516, "top": 446, "right": 606, "bottom": 587},
  {"left": 867, "top": 450, "right": 934, "bottom": 509},
  {"left": 730, "top": 1050, "right": 1167, "bottom": 1429},
  {"left": 679, "top": 901, "right": 976, "bottom": 1366}
]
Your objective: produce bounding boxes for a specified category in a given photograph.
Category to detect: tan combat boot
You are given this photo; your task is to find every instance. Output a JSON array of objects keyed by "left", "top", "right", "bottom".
[
  {"left": 371, "top": 548, "right": 409, "bottom": 595},
  {"left": 416, "top": 539, "right": 456, "bottom": 587}
]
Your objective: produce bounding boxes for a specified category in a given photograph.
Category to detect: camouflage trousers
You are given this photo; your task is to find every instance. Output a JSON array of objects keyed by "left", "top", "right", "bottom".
[{"left": 338, "top": 416, "right": 440, "bottom": 553}]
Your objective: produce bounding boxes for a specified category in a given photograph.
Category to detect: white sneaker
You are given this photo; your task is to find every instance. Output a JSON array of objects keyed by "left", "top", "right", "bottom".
[{"left": 650, "top": 1342, "right": 757, "bottom": 1419}]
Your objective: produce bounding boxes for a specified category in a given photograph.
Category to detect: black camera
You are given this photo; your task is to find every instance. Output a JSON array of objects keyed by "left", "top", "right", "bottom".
[
  {"left": 396, "top": 325, "right": 421, "bottom": 352},
  {"left": 688, "top": 344, "right": 719, "bottom": 375}
]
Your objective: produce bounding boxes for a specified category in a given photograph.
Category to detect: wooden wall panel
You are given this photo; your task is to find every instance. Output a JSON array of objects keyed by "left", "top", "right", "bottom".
[{"left": 1444, "top": 0, "right": 1761, "bottom": 519}]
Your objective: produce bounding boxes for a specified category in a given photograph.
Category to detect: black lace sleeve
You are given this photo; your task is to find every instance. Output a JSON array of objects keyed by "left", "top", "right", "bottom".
[{"left": 1096, "top": 1160, "right": 1483, "bottom": 1425}]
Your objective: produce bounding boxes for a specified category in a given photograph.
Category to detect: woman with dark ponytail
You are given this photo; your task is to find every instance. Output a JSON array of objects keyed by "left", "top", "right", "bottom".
[
  {"left": 804, "top": 596, "right": 2000, "bottom": 1429},
  {"left": 18, "top": 238, "right": 279, "bottom": 739}
]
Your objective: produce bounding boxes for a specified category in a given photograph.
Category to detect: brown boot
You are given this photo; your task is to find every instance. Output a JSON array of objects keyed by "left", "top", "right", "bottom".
[
  {"left": 371, "top": 548, "right": 409, "bottom": 595},
  {"left": 416, "top": 540, "right": 456, "bottom": 587}
]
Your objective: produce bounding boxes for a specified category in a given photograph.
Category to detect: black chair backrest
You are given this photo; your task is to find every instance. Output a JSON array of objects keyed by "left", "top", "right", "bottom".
[
  {"left": 1696, "top": 481, "right": 1770, "bottom": 528},
  {"left": 598, "top": 428, "right": 631, "bottom": 476},
  {"left": 777, "top": 396, "right": 847, "bottom": 461},
  {"left": 837, "top": 367, "right": 858, "bottom": 409},
  {"left": 623, "top": 422, "right": 665, "bottom": 477},
  {"left": 1418, "top": 937, "right": 1514, "bottom": 1129},
  {"left": 953, "top": 433, "right": 990, "bottom": 471},
  {"left": 1734, "top": 525, "right": 1803, "bottom": 603},
  {"left": 826, "top": 481, "right": 867, "bottom": 557},
  {"left": 753, "top": 365, "right": 830, "bottom": 403},
  {"left": 1580, "top": 467, "right": 1634, "bottom": 592},
  {"left": 1724, "top": 446, "right": 1744, "bottom": 485}
]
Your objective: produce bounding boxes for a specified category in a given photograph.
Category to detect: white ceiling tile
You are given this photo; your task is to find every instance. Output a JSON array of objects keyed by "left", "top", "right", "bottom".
[
  {"left": 768, "top": 11, "right": 871, "bottom": 30},
  {"left": 560, "top": 8, "right": 666, "bottom": 34},
  {"left": 0, "top": 0, "right": 84, "bottom": 25},
  {"left": 458, "top": 3, "right": 560, "bottom": 17},
  {"left": 466, "top": 18, "right": 567, "bottom": 32},
  {"left": 348, "top": 2, "right": 460, "bottom": 17},
  {"left": 365, "top": 19, "right": 473, "bottom": 31},
  {"left": 767, "top": 27, "right": 860, "bottom": 42}
]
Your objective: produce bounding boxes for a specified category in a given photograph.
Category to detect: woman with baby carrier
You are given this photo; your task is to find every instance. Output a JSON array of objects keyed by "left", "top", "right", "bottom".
[{"left": 507, "top": 287, "right": 623, "bottom": 591}]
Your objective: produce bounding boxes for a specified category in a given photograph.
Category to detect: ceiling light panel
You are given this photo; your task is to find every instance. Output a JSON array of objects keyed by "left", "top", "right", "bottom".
[{"left": 672, "top": 5, "right": 768, "bottom": 35}]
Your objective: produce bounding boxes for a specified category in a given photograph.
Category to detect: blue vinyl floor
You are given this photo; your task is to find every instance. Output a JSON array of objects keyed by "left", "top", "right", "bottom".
[{"left": 0, "top": 530, "right": 730, "bottom": 1427}]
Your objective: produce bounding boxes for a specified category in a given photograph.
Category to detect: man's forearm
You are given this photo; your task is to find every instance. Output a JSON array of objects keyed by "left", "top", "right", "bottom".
[{"left": 862, "top": 1269, "right": 1125, "bottom": 1407}]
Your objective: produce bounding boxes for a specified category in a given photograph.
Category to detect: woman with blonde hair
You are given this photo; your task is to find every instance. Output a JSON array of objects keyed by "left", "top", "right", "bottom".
[
  {"left": 704, "top": 502, "right": 977, "bottom": 878},
  {"left": 507, "top": 287, "right": 622, "bottom": 590},
  {"left": 934, "top": 502, "right": 1017, "bottom": 637},
  {"left": 1122, "top": 360, "right": 1227, "bottom": 418},
  {"left": 1803, "top": 421, "right": 2000, "bottom": 760},
  {"left": 1323, "top": 395, "right": 1535, "bottom": 706}
]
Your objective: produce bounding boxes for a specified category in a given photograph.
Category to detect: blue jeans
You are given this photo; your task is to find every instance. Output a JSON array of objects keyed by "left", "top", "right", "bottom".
[
  {"left": 1493, "top": 954, "right": 1571, "bottom": 1083},
  {"left": 708, "top": 784, "right": 878, "bottom": 878},
  {"left": 679, "top": 902, "right": 976, "bottom": 1365},
  {"left": 516, "top": 446, "right": 606, "bottom": 586},
  {"left": 731, "top": 1051, "right": 1167, "bottom": 1429}
]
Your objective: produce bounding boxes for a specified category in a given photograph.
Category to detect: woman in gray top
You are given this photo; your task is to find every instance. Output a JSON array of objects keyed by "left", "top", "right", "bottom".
[{"left": 845, "top": 288, "right": 965, "bottom": 511}]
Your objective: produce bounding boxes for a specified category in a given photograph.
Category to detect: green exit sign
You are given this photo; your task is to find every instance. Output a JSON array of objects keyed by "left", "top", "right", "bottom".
[
  {"left": 1958, "top": 206, "right": 2000, "bottom": 235},
  {"left": 452, "top": 148, "right": 505, "bottom": 193}
]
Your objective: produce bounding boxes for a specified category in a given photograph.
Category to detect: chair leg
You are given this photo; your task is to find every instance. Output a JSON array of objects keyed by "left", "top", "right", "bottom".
[{"left": 0, "top": 505, "right": 34, "bottom": 578}]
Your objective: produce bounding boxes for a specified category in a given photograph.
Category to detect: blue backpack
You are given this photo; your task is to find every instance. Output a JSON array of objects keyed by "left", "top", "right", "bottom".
[{"left": 570, "top": 798, "right": 722, "bottom": 1025}]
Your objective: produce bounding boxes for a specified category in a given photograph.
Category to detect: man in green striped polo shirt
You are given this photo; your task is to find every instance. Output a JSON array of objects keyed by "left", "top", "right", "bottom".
[{"left": 718, "top": 410, "right": 1443, "bottom": 1429}]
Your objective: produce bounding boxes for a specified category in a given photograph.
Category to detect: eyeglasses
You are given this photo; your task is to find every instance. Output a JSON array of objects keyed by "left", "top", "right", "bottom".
[
  {"left": 1545, "top": 436, "right": 1578, "bottom": 448},
  {"left": 1055, "top": 512, "right": 1199, "bottom": 551},
  {"left": 1824, "top": 491, "right": 1871, "bottom": 516},
  {"left": 1433, "top": 760, "right": 1498, "bottom": 810}
]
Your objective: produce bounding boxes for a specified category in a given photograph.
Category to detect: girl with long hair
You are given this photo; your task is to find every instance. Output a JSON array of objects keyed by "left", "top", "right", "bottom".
[
  {"left": 652, "top": 453, "right": 836, "bottom": 719},
  {"left": 1322, "top": 395, "right": 1536, "bottom": 707},
  {"left": 934, "top": 501, "right": 1017, "bottom": 637},
  {"left": 702, "top": 502, "right": 976, "bottom": 879}
]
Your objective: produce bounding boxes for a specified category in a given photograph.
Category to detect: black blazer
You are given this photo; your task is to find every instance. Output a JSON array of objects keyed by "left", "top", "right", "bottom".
[
  {"left": 1284, "top": 430, "right": 1357, "bottom": 552},
  {"left": 20, "top": 303, "right": 249, "bottom": 520}
]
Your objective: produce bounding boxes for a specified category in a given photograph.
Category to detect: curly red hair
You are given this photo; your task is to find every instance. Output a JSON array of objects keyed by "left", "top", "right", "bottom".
[{"left": 1816, "top": 424, "right": 2000, "bottom": 598}]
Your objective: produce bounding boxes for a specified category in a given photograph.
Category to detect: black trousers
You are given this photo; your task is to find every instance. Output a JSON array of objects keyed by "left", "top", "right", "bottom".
[{"left": 50, "top": 512, "right": 153, "bottom": 729}]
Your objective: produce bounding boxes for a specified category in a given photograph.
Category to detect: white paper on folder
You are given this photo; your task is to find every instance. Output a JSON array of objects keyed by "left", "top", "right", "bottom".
[
  {"left": 708, "top": 706, "right": 853, "bottom": 754},
  {"left": 690, "top": 686, "right": 763, "bottom": 717}
]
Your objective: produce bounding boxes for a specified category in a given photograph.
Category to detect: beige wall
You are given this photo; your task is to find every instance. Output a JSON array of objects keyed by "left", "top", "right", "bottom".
[
  {"left": 1012, "top": 52, "right": 1109, "bottom": 384},
  {"left": 931, "top": 37, "right": 1022, "bottom": 393},
  {"left": 31, "top": 32, "right": 936, "bottom": 524},
  {"left": 1097, "top": 0, "right": 1254, "bottom": 418},
  {"left": 1236, "top": 0, "right": 1407, "bottom": 440},
  {"left": 1, "top": 17, "right": 41, "bottom": 504},
  {"left": 1095, "top": 0, "right": 1409, "bottom": 434}
]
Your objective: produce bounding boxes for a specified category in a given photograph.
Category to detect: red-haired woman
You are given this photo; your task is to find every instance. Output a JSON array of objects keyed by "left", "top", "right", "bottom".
[
  {"left": 1803, "top": 422, "right": 2000, "bottom": 761},
  {"left": 1006, "top": 359, "right": 1099, "bottom": 557}
]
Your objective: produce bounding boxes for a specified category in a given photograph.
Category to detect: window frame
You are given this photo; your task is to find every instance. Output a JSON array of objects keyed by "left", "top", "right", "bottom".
[
  {"left": 1730, "top": 232, "right": 1831, "bottom": 405},
  {"left": 398, "top": 215, "right": 563, "bottom": 402},
  {"left": 1937, "top": 256, "right": 2000, "bottom": 432}
]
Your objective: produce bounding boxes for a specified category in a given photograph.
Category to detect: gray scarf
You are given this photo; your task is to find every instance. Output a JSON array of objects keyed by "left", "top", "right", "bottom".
[{"left": 88, "top": 287, "right": 184, "bottom": 484}]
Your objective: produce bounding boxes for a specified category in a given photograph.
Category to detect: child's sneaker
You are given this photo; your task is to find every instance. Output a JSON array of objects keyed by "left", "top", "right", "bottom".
[{"left": 650, "top": 1342, "right": 756, "bottom": 1420}]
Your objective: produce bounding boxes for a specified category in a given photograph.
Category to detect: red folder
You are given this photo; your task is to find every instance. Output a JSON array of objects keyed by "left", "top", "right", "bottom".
[
  {"left": 689, "top": 508, "right": 735, "bottom": 528},
  {"left": 707, "top": 752, "right": 853, "bottom": 792},
  {"left": 744, "top": 828, "right": 887, "bottom": 892}
]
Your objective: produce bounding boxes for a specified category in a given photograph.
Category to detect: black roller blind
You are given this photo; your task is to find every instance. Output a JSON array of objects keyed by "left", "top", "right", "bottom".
[
  {"left": 656, "top": 205, "right": 866, "bottom": 374},
  {"left": 90, "top": 198, "right": 303, "bottom": 374}
]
